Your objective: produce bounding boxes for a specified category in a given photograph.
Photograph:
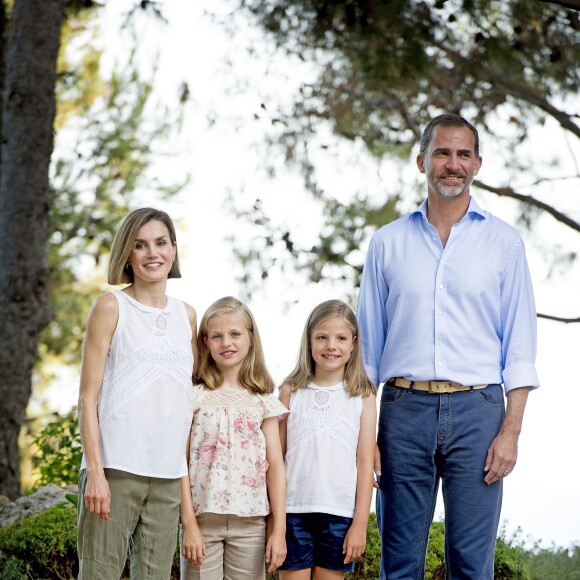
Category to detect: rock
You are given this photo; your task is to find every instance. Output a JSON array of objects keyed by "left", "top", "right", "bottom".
[{"left": 0, "top": 483, "right": 78, "bottom": 527}]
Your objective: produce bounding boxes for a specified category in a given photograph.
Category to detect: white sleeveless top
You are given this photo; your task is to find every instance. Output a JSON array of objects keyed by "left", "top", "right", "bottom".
[
  {"left": 285, "top": 382, "right": 362, "bottom": 518},
  {"left": 81, "top": 290, "right": 194, "bottom": 478}
]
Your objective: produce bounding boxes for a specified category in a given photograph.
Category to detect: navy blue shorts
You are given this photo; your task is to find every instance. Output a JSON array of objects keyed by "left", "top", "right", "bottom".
[{"left": 279, "top": 512, "right": 355, "bottom": 572}]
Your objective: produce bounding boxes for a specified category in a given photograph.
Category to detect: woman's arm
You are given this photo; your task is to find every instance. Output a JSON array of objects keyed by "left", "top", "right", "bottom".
[
  {"left": 343, "top": 393, "right": 377, "bottom": 564},
  {"left": 77, "top": 293, "right": 118, "bottom": 520},
  {"left": 262, "top": 416, "right": 287, "bottom": 573}
]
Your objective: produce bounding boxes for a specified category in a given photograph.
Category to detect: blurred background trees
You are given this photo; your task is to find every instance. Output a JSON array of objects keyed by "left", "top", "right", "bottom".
[
  {"left": 0, "top": 0, "right": 184, "bottom": 498},
  {"left": 228, "top": 0, "right": 579, "bottom": 319},
  {"left": 0, "top": 0, "right": 577, "bottom": 508}
]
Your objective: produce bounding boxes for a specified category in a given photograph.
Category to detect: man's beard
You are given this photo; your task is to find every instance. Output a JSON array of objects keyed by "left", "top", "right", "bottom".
[{"left": 429, "top": 173, "right": 473, "bottom": 198}]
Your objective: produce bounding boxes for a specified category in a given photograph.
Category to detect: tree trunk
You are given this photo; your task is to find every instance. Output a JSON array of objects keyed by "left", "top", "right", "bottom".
[{"left": 0, "top": 0, "right": 65, "bottom": 499}]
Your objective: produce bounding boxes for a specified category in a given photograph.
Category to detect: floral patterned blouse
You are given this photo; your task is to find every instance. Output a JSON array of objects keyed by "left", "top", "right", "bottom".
[{"left": 188, "top": 385, "right": 289, "bottom": 517}]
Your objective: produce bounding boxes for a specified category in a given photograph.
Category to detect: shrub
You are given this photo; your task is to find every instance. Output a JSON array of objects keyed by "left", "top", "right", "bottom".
[
  {"left": 494, "top": 526, "right": 531, "bottom": 579},
  {"left": 0, "top": 557, "right": 32, "bottom": 580},
  {"left": 426, "top": 521, "right": 446, "bottom": 579},
  {"left": 31, "top": 408, "right": 82, "bottom": 489},
  {"left": 0, "top": 503, "right": 77, "bottom": 580},
  {"left": 523, "top": 542, "right": 580, "bottom": 580}
]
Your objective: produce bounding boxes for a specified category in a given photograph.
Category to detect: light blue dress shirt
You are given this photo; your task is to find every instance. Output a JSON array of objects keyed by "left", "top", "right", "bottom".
[{"left": 356, "top": 196, "right": 539, "bottom": 393}]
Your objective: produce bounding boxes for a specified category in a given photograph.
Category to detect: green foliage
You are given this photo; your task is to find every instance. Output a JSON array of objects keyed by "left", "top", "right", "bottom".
[
  {"left": 0, "top": 499, "right": 575, "bottom": 579},
  {"left": 6, "top": 411, "right": 574, "bottom": 579},
  {"left": 424, "top": 522, "right": 531, "bottom": 579},
  {"left": 426, "top": 521, "right": 446, "bottom": 578},
  {"left": 524, "top": 543, "right": 580, "bottom": 580},
  {"left": 494, "top": 527, "right": 531, "bottom": 579},
  {"left": 30, "top": 408, "right": 82, "bottom": 489},
  {"left": 0, "top": 557, "right": 32, "bottom": 580},
  {"left": 241, "top": 0, "right": 578, "bottom": 151},
  {"left": 0, "top": 504, "right": 77, "bottom": 580},
  {"left": 41, "top": 9, "right": 187, "bottom": 368},
  {"left": 228, "top": 0, "right": 579, "bottom": 304}
]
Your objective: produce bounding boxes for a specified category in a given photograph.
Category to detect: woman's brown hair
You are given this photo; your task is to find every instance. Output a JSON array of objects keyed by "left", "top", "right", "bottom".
[{"left": 108, "top": 208, "right": 181, "bottom": 285}]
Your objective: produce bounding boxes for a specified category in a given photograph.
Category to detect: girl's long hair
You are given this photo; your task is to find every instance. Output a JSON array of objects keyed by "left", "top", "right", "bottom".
[
  {"left": 282, "top": 299, "right": 376, "bottom": 398},
  {"left": 196, "top": 296, "right": 275, "bottom": 394}
]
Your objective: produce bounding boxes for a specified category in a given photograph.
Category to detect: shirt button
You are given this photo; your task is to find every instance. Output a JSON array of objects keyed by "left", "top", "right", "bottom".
[
  {"left": 438, "top": 310, "right": 442, "bottom": 316},
  {"left": 438, "top": 363, "right": 443, "bottom": 368},
  {"left": 439, "top": 284, "right": 444, "bottom": 289}
]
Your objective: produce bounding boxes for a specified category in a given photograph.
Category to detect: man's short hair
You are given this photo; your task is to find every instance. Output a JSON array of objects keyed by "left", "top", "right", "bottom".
[{"left": 419, "top": 114, "right": 480, "bottom": 157}]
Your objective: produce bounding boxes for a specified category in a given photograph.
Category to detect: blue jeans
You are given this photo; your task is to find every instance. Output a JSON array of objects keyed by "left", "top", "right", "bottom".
[{"left": 376, "top": 384, "right": 504, "bottom": 580}]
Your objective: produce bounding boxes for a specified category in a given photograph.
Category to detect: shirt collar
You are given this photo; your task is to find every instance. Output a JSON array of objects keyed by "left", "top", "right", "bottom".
[{"left": 410, "top": 195, "right": 487, "bottom": 222}]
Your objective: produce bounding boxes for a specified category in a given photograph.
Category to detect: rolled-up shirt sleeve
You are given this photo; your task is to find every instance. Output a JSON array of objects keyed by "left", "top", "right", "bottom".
[{"left": 500, "top": 236, "right": 540, "bottom": 393}]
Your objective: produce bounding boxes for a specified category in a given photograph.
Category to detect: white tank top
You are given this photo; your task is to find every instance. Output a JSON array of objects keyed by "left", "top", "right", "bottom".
[
  {"left": 81, "top": 290, "right": 194, "bottom": 478},
  {"left": 285, "top": 382, "right": 362, "bottom": 518}
]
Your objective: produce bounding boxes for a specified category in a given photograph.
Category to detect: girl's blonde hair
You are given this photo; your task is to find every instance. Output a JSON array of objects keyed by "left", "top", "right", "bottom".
[
  {"left": 108, "top": 208, "right": 181, "bottom": 285},
  {"left": 283, "top": 299, "right": 376, "bottom": 398},
  {"left": 196, "top": 296, "right": 275, "bottom": 394}
]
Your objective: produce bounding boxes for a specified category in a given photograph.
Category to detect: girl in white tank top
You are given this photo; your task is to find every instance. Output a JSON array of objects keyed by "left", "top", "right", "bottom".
[{"left": 278, "top": 300, "right": 377, "bottom": 579}]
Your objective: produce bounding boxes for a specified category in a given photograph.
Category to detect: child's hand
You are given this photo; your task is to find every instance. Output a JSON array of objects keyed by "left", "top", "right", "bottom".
[
  {"left": 182, "top": 525, "right": 206, "bottom": 566},
  {"left": 265, "top": 529, "right": 287, "bottom": 572},
  {"left": 342, "top": 522, "right": 367, "bottom": 564}
]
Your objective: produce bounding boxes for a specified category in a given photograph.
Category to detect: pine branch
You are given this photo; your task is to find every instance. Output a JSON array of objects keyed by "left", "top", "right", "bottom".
[
  {"left": 491, "top": 76, "right": 580, "bottom": 139},
  {"left": 536, "top": 0, "right": 580, "bottom": 11},
  {"left": 537, "top": 313, "right": 580, "bottom": 323},
  {"left": 473, "top": 180, "right": 580, "bottom": 233}
]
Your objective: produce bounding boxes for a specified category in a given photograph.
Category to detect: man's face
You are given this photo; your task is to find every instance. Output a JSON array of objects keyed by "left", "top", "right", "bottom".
[{"left": 417, "top": 125, "right": 482, "bottom": 199}]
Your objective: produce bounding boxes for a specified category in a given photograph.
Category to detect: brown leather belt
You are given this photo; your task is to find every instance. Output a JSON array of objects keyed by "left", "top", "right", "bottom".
[{"left": 389, "top": 377, "right": 488, "bottom": 394}]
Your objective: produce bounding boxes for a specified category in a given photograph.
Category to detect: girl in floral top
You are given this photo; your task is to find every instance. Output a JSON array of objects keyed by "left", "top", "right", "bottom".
[{"left": 180, "top": 296, "right": 288, "bottom": 579}]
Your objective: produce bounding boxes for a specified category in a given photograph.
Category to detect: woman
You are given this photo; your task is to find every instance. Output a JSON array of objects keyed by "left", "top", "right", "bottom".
[{"left": 77, "top": 208, "right": 197, "bottom": 578}]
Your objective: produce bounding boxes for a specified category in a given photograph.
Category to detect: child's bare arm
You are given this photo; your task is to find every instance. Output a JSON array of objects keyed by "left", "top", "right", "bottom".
[
  {"left": 343, "top": 393, "right": 377, "bottom": 564},
  {"left": 278, "top": 383, "right": 292, "bottom": 457},
  {"left": 180, "top": 475, "right": 206, "bottom": 566},
  {"left": 180, "top": 434, "right": 206, "bottom": 566},
  {"left": 263, "top": 416, "right": 287, "bottom": 572}
]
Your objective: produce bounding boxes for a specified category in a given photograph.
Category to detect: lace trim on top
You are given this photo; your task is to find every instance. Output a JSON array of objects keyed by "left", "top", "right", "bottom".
[
  {"left": 200, "top": 387, "right": 257, "bottom": 408},
  {"left": 100, "top": 335, "right": 192, "bottom": 421}
]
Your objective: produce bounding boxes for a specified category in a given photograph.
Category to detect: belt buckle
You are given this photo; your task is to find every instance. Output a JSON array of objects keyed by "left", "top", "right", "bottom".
[{"left": 429, "top": 381, "right": 449, "bottom": 393}]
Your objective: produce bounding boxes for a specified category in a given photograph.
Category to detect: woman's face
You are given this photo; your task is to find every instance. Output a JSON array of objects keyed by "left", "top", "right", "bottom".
[{"left": 127, "top": 219, "right": 175, "bottom": 284}]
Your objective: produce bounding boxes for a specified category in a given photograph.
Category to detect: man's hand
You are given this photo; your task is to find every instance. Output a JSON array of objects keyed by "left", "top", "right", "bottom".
[
  {"left": 484, "top": 431, "right": 518, "bottom": 484},
  {"left": 484, "top": 386, "right": 530, "bottom": 485},
  {"left": 373, "top": 443, "right": 381, "bottom": 489}
]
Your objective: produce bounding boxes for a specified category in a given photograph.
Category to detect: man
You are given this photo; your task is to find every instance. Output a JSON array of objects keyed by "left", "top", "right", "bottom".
[{"left": 356, "top": 114, "right": 539, "bottom": 579}]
